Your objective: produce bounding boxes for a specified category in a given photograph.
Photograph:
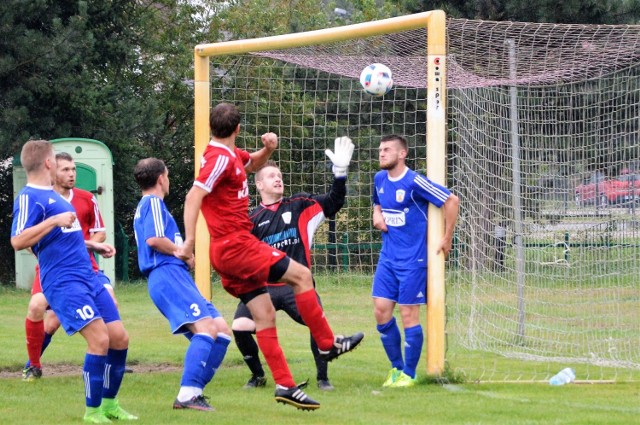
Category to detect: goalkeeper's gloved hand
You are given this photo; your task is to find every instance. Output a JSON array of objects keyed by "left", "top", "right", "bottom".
[{"left": 325, "top": 136, "right": 355, "bottom": 178}]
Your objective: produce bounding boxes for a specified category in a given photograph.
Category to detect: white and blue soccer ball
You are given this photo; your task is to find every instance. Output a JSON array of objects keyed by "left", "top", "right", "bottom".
[{"left": 359, "top": 63, "right": 393, "bottom": 96}]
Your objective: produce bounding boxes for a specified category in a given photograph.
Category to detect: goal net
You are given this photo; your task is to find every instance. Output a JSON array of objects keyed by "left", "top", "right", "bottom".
[{"left": 197, "top": 15, "right": 640, "bottom": 381}]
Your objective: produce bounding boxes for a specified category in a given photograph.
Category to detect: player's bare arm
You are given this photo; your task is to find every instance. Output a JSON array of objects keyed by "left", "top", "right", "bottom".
[
  {"left": 372, "top": 204, "right": 387, "bottom": 232},
  {"left": 84, "top": 230, "right": 110, "bottom": 255},
  {"left": 148, "top": 235, "right": 194, "bottom": 267},
  {"left": 246, "top": 132, "right": 278, "bottom": 173},
  {"left": 437, "top": 193, "right": 460, "bottom": 256},
  {"left": 86, "top": 240, "right": 116, "bottom": 258},
  {"left": 89, "top": 229, "right": 107, "bottom": 243},
  {"left": 11, "top": 212, "right": 76, "bottom": 251},
  {"left": 145, "top": 236, "right": 183, "bottom": 257},
  {"left": 177, "top": 185, "right": 208, "bottom": 261}
]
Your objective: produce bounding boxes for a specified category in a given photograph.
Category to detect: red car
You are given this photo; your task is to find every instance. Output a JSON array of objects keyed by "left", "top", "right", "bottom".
[{"left": 575, "top": 172, "right": 640, "bottom": 207}]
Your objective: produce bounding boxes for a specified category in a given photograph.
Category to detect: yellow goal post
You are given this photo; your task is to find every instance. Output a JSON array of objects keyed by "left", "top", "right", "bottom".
[{"left": 192, "top": 10, "right": 448, "bottom": 375}]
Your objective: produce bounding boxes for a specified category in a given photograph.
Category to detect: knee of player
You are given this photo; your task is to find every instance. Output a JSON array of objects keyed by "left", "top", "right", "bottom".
[
  {"left": 398, "top": 305, "right": 421, "bottom": 326},
  {"left": 44, "top": 312, "right": 61, "bottom": 334},
  {"left": 27, "top": 298, "right": 48, "bottom": 320},
  {"left": 107, "top": 324, "right": 129, "bottom": 349},
  {"left": 284, "top": 260, "right": 313, "bottom": 289},
  {"left": 90, "top": 332, "right": 111, "bottom": 353},
  {"left": 373, "top": 304, "right": 394, "bottom": 324},
  {"left": 298, "top": 264, "right": 312, "bottom": 282},
  {"left": 44, "top": 323, "right": 60, "bottom": 335},
  {"left": 214, "top": 318, "right": 232, "bottom": 336},
  {"left": 232, "top": 317, "right": 256, "bottom": 333}
]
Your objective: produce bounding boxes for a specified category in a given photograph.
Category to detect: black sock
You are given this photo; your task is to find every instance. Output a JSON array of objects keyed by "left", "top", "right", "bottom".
[
  {"left": 310, "top": 333, "right": 328, "bottom": 381},
  {"left": 233, "top": 330, "right": 265, "bottom": 377}
]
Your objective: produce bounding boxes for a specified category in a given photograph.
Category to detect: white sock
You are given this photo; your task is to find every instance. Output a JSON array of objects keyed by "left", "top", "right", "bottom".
[{"left": 177, "top": 386, "right": 202, "bottom": 402}]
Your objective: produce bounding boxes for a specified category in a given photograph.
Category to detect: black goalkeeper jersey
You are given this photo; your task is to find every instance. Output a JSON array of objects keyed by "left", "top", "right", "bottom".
[{"left": 249, "top": 177, "right": 346, "bottom": 269}]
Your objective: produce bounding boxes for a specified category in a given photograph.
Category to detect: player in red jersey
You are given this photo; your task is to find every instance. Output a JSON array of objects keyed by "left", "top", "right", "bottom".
[
  {"left": 178, "top": 103, "right": 364, "bottom": 411},
  {"left": 22, "top": 152, "right": 119, "bottom": 381},
  {"left": 232, "top": 147, "right": 352, "bottom": 392}
]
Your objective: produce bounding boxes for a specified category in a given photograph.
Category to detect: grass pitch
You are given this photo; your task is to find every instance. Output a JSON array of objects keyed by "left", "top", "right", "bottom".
[{"left": 0, "top": 279, "right": 638, "bottom": 424}]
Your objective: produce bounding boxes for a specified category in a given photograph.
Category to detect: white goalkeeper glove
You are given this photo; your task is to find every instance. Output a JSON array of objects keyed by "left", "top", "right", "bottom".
[{"left": 325, "top": 136, "right": 354, "bottom": 178}]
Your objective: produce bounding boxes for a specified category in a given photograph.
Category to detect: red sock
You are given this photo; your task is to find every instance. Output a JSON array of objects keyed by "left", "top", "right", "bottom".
[
  {"left": 25, "top": 318, "right": 45, "bottom": 368},
  {"left": 255, "top": 327, "right": 296, "bottom": 388},
  {"left": 294, "top": 289, "right": 335, "bottom": 351}
]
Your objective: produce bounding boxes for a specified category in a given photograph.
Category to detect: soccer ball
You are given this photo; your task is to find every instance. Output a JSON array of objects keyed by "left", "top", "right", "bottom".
[{"left": 359, "top": 63, "right": 393, "bottom": 96}]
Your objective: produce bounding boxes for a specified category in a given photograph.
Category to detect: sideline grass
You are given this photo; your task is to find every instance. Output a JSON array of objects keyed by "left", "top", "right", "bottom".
[{"left": 1, "top": 280, "right": 638, "bottom": 424}]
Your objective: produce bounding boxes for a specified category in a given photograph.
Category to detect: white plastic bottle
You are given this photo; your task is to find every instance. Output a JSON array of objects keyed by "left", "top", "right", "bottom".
[{"left": 549, "top": 368, "right": 576, "bottom": 385}]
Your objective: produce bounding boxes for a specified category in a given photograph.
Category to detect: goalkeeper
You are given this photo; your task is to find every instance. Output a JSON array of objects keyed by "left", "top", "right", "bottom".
[{"left": 232, "top": 137, "right": 354, "bottom": 392}]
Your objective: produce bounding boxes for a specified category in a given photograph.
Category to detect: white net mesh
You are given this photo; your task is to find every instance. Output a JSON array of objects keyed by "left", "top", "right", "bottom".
[{"left": 208, "top": 18, "right": 640, "bottom": 381}]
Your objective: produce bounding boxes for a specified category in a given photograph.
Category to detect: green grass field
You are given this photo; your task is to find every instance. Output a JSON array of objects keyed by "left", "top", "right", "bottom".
[{"left": 1, "top": 279, "right": 638, "bottom": 424}]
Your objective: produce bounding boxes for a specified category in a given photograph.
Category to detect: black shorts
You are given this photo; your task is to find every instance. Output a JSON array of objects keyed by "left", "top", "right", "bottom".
[{"left": 233, "top": 284, "right": 322, "bottom": 326}]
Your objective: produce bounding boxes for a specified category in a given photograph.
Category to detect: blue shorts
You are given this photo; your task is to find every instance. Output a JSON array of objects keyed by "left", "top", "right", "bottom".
[
  {"left": 96, "top": 270, "right": 112, "bottom": 289},
  {"left": 372, "top": 260, "right": 427, "bottom": 305},
  {"left": 148, "top": 264, "right": 221, "bottom": 335},
  {"left": 44, "top": 274, "right": 121, "bottom": 335}
]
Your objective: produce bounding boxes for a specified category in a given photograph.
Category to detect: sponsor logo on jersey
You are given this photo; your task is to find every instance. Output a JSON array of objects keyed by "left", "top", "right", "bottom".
[
  {"left": 383, "top": 209, "right": 406, "bottom": 227},
  {"left": 395, "top": 189, "right": 405, "bottom": 202},
  {"left": 257, "top": 220, "right": 270, "bottom": 227},
  {"left": 60, "top": 218, "right": 82, "bottom": 233},
  {"left": 263, "top": 228, "right": 298, "bottom": 246},
  {"left": 236, "top": 167, "right": 241, "bottom": 175},
  {"left": 49, "top": 198, "right": 57, "bottom": 204},
  {"left": 417, "top": 291, "right": 424, "bottom": 298},
  {"left": 378, "top": 187, "right": 384, "bottom": 194},
  {"left": 200, "top": 156, "right": 207, "bottom": 168},
  {"left": 281, "top": 211, "right": 292, "bottom": 224},
  {"left": 237, "top": 179, "right": 249, "bottom": 199}
]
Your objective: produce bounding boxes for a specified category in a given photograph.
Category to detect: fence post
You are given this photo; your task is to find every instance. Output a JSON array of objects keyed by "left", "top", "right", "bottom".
[{"left": 341, "top": 232, "right": 349, "bottom": 272}]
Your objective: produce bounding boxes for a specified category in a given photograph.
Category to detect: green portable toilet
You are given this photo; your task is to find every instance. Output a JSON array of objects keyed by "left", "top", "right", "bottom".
[{"left": 12, "top": 138, "right": 116, "bottom": 289}]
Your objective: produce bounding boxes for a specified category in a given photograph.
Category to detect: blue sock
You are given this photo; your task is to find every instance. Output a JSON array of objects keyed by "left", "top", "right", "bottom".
[
  {"left": 41, "top": 332, "right": 53, "bottom": 355},
  {"left": 376, "top": 317, "right": 404, "bottom": 370},
  {"left": 403, "top": 324, "right": 423, "bottom": 379},
  {"left": 202, "top": 333, "right": 231, "bottom": 385},
  {"left": 181, "top": 333, "right": 215, "bottom": 388},
  {"left": 103, "top": 348, "right": 128, "bottom": 399},
  {"left": 83, "top": 353, "right": 107, "bottom": 408}
]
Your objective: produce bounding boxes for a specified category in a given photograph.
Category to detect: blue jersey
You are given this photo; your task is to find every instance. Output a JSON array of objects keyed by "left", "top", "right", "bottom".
[
  {"left": 11, "top": 184, "right": 95, "bottom": 290},
  {"left": 372, "top": 167, "right": 451, "bottom": 266},
  {"left": 134, "top": 194, "right": 187, "bottom": 276}
]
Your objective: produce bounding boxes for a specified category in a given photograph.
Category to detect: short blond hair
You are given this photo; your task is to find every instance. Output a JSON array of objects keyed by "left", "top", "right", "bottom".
[
  {"left": 20, "top": 139, "right": 53, "bottom": 174},
  {"left": 255, "top": 159, "right": 279, "bottom": 182}
]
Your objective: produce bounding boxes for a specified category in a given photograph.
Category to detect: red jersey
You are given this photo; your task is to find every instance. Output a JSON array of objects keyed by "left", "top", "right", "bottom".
[
  {"left": 66, "top": 188, "right": 104, "bottom": 271},
  {"left": 195, "top": 140, "right": 253, "bottom": 240}
]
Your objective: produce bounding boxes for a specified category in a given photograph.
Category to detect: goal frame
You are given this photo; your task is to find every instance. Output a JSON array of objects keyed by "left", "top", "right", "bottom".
[{"left": 192, "top": 10, "right": 448, "bottom": 375}]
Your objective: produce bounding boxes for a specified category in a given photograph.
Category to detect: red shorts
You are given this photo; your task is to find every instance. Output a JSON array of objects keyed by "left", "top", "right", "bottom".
[
  {"left": 210, "top": 231, "right": 286, "bottom": 298},
  {"left": 31, "top": 264, "right": 42, "bottom": 295}
]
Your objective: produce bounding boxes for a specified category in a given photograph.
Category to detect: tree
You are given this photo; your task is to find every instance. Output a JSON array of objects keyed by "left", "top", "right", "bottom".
[
  {"left": 0, "top": 0, "right": 215, "bottom": 282},
  {"left": 400, "top": 0, "right": 640, "bottom": 23}
]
